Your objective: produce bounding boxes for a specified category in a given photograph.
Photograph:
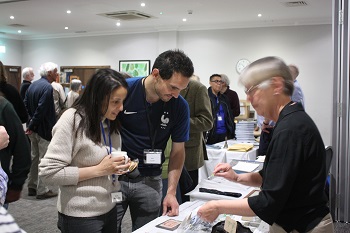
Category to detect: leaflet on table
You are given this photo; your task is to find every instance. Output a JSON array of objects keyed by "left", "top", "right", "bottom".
[{"left": 232, "top": 161, "right": 260, "bottom": 172}]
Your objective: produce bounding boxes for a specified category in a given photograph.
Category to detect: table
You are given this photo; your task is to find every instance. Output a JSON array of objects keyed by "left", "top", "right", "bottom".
[
  {"left": 189, "top": 159, "right": 263, "bottom": 202},
  {"left": 132, "top": 200, "right": 269, "bottom": 233}
]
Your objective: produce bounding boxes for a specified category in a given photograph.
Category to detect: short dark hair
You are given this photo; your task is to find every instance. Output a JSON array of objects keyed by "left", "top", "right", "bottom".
[
  {"left": 73, "top": 68, "right": 128, "bottom": 143},
  {"left": 209, "top": 74, "right": 221, "bottom": 81},
  {"left": 152, "top": 49, "right": 194, "bottom": 80}
]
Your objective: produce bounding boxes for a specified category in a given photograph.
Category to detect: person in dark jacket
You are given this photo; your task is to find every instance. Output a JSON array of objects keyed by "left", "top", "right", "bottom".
[
  {"left": 0, "top": 96, "right": 31, "bottom": 204},
  {"left": 206, "top": 74, "right": 235, "bottom": 145},
  {"left": 0, "top": 61, "right": 28, "bottom": 123},
  {"left": 20, "top": 67, "right": 35, "bottom": 100},
  {"left": 24, "top": 62, "right": 58, "bottom": 200}
]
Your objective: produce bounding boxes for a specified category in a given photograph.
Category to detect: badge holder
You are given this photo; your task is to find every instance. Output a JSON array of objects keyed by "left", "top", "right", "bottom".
[{"left": 143, "top": 149, "right": 162, "bottom": 165}]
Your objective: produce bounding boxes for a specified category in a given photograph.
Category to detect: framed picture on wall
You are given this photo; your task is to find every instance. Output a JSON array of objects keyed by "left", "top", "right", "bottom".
[{"left": 119, "top": 60, "right": 151, "bottom": 77}]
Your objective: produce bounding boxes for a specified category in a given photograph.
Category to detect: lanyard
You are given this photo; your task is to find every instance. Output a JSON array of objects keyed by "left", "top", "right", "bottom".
[
  {"left": 101, "top": 120, "right": 112, "bottom": 153},
  {"left": 142, "top": 77, "right": 164, "bottom": 150},
  {"left": 101, "top": 120, "right": 116, "bottom": 185}
]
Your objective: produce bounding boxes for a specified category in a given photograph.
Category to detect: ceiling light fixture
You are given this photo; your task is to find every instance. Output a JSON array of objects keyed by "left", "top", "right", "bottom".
[
  {"left": 65, "top": 27, "right": 68, "bottom": 30},
  {"left": 182, "top": 18, "right": 187, "bottom": 22},
  {"left": 17, "top": 30, "right": 21, "bottom": 33},
  {"left": 67, "top": 10, "right": 71, "bottom": 14},
  {"left": 258, "top": 14, "right": 262, "bottom": 17},
  {"left": 116, "top": 22, "right": 121, "bottom": 26},
  {"left": 159, "top": 12, "right": 163, "bottom": 15},
  {"left": 10, "top": 16, "right": 14, "bottom": 19},
  {"left": 141, "top": 3, "right": 145, "bottom": 7}
]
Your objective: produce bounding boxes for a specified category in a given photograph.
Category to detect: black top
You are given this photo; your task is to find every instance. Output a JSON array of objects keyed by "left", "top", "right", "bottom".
[
  {"left": 20, "top": 80, "right": 32, "bottom": 100},
  {"left": 248, "top": 102, "right": 329, "bottom": 232},
  {"left": 0, "top": 82, "right": 28, "bottom": 123},
  {"left": 222, "top": 87, "right": 240, "bottom": 117}
]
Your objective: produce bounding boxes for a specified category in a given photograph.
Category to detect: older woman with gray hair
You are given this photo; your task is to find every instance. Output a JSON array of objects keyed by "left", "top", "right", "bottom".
[{"left": 197, "top": 56, "right": 333, "bottom": 232}]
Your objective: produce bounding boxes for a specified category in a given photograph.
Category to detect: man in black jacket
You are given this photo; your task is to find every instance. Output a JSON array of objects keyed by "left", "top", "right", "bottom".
[{"left": 207, "top": 74, "right": 235, "bottom": 145}]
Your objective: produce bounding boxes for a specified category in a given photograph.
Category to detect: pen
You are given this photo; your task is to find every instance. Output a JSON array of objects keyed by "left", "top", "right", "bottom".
[{"left": 207, "top": 160, "right": 236, "bottom": 180}]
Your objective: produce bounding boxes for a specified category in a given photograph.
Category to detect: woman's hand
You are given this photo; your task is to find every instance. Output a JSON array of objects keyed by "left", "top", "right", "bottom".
[
  {"left": 79, "top": 154, "right": 131, "bottom": 182},
  {"left": 213, "top": 163, "right": 238, "bottom": 182},
  {"left": 197, "top": 201, "right": 220, "bottom": 223},
  {"left": 97, "top": 155, "right": 130, "bottom": 176}
]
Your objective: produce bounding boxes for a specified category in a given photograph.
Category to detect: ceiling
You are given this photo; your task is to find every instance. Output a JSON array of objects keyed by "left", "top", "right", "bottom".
[{"left": 0, "top": 0, "right": 332, "bottom": 40}]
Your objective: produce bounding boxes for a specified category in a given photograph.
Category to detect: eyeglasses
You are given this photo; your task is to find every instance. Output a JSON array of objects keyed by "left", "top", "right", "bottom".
[
  {"left": 210, "top": 80, "right": 223, "bottom": 84},
  {"left": 244, "top": 79, "right": 270, "bottom": 95}
]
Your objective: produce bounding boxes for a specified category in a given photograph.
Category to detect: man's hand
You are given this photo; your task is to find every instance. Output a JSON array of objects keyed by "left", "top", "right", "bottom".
[
  {"left": 162, "top": 193, "right": 179, "bottom": 217},
  {"left": 25, "top": 129, "right": 33, "bottom": 135}
]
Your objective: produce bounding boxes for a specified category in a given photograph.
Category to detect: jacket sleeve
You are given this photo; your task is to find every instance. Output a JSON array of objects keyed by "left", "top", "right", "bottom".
[{"left": 189, "top": 84, "right": 213, "bottom": 133}]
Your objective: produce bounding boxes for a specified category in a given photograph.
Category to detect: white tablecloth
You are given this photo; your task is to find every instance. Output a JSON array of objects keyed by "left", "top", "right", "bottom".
[{"left": 132, "top": 200, "right": 269, "bottom": 233}]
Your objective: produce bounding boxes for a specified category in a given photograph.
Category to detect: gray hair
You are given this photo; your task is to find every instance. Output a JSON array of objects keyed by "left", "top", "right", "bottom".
[
  {"left": 39, "top": 62, "right": 58, "bottom": 77},
  {"left": 70, "top": 79, "right": 82, "bottom": 92},
  {"left": 22, "top": 67, "right": 33, "bottom": 79},
  {"left": 190, "top": 74, "right": 200, "bottom": 82},
  {"left": 239, "top": 56, "right": 294, "bottom": 96},
  {"left": 220, "top": 74, "right": 230, "bottom": 86}
]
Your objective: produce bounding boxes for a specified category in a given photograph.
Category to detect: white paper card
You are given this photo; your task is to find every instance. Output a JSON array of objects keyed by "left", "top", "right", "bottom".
[{"left": 232, "top": 162, "right": 259, "bottom": 172}]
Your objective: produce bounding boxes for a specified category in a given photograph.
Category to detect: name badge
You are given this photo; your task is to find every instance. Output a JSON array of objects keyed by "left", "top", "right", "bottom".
[
  {"left": 217, "top": 115, "right": 223, "bottom": 121},
  {"left": 111, "top": 192, "right": 123, "bottom": 203},
  {"left": 144, "top": 149, "right": 162, "bottom": 164}
]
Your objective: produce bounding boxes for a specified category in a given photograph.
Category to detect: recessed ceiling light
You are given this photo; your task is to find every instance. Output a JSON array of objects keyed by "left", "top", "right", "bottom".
[
  {"left": 116, "top": 22, "right": 121, "bottom": 27},
  {"left": 141, "top": 3, "right": 145, "bottom": 7},
  {"left": 65, "top": 27, "right": 69, "bottom": 30},
  {"left": 17, "top": 30, "right": 21, "bottom": 33},
  {"left": 159, "top": 12, "right": 163, "bottom": 15},
  {"left": 182, "top": 18, "right": 187, "bottom": 22},
  {"left": 67, "top": 10, "right": 71, "bottom": 14},
  {"left": 10, "top": 16, "right": 14, "bottom": 19},
  {"left": 258, "top": 14, "right": 262, "bottom": 17}
]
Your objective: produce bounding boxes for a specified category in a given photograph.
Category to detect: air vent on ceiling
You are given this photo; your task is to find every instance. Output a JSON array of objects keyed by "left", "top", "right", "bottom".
[
  {"left": 0, "top": 0, "right": 29, "bottom": 5},
  {"left": 284, "top": 1, "right": 308, "bottom": 7},
  {"left": 75, "top": 31, "right": 87, "bottom": 34},
  {"left": 8, "top": 23, "right": 26, "bottom": 27},
  {"left": 98, "top": 10, "right": 155, "bottom": 21},
  {"left": 0, "top": 31, "right": 6, "bottom": 34}
]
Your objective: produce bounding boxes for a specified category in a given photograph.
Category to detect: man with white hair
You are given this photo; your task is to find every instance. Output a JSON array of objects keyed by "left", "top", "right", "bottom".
[
  {"left": 24, "top": 62, "right": 58, "bottom": 200},
  {"left": 20, "top": 67, "right": 35, "bottom": 100}
]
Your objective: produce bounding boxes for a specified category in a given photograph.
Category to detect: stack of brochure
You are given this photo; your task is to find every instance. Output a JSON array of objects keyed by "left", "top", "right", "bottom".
[{"left": 235, "top": 121, "right": 256, "bottom": 141}]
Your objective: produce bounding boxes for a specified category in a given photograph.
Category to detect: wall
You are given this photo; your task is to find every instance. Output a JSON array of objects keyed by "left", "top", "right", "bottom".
[
  {"left": 0, "top": 37, "right": 22, "bottom": 65},
  {"left": 4, "top": 24, "right": 333, "bottom": 145},
  {"left": 179, "top": 25, "right": 333, "bottom": 145}
]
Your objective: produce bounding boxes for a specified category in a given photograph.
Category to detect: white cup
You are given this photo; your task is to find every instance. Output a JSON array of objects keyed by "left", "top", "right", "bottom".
[{"left": 111, "top": 151, "right": 129, "bottom": 164}]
